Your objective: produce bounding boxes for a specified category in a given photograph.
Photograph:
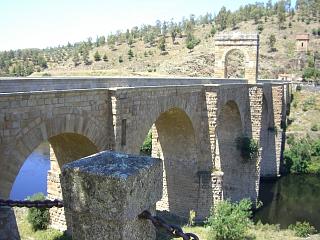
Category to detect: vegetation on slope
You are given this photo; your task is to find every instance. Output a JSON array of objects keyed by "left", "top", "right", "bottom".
[
  {"left": 284, "top": 88, "right": 320, "bottom": 174},
  {"left": 0, "top": 0, "right": 319, "bottom": 78}
]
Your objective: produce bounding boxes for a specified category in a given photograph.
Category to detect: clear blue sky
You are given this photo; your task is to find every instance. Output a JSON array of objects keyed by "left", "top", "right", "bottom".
[{"left": 0, "top": 0, "right": 295, "bottom": 51}]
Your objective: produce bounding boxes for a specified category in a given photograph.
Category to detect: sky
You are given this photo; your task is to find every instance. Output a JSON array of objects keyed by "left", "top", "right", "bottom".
[{"left": 0, "top": 0, "right": 295, "bottom": 51}]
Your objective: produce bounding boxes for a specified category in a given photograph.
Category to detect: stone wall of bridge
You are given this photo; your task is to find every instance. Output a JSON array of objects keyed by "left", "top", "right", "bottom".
[{"left": 0, "top": 81, "right": 288, "bottom": 235}]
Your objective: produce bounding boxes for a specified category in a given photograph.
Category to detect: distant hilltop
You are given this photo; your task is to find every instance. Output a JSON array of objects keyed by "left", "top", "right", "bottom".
[{"left": 0, "top": 0, "right": 319, "bottom": 80}]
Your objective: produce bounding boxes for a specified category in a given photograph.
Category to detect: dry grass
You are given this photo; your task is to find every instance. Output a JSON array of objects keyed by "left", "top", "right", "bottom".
[
  {"left": 34, "top": 14, "right": 320, "bottom": 79},
  {"left": 287, "top": 89, "right": 320, "bottom": 137}
]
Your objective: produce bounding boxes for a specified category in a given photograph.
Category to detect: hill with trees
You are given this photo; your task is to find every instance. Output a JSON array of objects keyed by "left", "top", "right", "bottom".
[{"left": 0, "top": 0, "right": 319, "bottom": 80}]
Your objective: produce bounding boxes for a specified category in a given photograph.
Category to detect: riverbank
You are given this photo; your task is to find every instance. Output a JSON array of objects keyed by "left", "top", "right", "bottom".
[{"left": 14, "top": 208, "right": 320, "bottom": 240}]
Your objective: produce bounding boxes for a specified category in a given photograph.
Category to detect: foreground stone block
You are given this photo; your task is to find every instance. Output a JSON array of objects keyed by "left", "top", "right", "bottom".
[
  {"left": 0, "top": 207, "right": 20, "bottom": 240},
  {"left": 60, "top": 151, "right": 162, "bottom": 240}
]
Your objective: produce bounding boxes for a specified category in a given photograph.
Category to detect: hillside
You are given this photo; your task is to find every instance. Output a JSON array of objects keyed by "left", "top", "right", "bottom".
[{"left": 0, "top": 0, "right": 319, "bottom": 79}]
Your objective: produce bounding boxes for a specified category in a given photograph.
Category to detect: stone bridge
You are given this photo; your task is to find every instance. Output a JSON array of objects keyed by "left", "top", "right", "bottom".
[{"left": 0, "top": 76, "right": 290, "bottom": 234}]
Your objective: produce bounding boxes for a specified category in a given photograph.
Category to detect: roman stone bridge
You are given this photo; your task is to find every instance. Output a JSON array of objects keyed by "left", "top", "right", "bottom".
[{"left": 0, "top": 76, "right": 290, "bottom": 234}]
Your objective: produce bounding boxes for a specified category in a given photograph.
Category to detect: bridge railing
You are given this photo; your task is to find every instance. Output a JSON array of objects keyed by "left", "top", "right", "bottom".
[{"left": 0, "top": 76, "right": 248, "bottom": 93}]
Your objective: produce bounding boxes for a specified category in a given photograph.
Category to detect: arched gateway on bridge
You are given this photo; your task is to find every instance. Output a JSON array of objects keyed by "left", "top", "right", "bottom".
[{"left": 214, "top": 33, "right": 260, "bottom": 84}]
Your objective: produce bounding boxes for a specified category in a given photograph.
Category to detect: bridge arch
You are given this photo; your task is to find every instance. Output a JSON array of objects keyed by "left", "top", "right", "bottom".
[
  {"left": 142, "top": 107, "right": 199, "bottom": 218},
  {"left": 216, "top": 100, "right": 252, "bottom": 202},
  {"left": 0, "top": 113, "right": 107, "bottom": 199},
  {"left": 223, "top": 48, "right": 247, "bottom": 79}
]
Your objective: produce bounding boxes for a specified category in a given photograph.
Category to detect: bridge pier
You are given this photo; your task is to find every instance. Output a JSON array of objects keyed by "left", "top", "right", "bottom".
[
  {"left": 0, "top": 207, "right": 20, "bottom": 240},
  {"left": 47, "top": 146, "right": 67, "bottom": 232}
]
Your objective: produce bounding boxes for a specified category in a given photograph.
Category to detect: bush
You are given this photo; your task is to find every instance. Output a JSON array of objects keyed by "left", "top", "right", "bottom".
[
  {"left": 296, "top": 85, "right": 302, "bottom": 91},
  {"left": 236, "top": 136, "right": 259, "bottom": 161},
  {"left": 27, "top": 193, "right": 50, "bottom": 231},
  {"left": 289, "top": 221, "right": 317, "bottom": 237},
  {"left": 311, "top": 124, "right": 318, "bottom": 131},
  {"left": 140, "top": 131, "right": 152, "bottom": 155},
  {"left": 93, "top": 51, "right": 101, "bottom": 61},
  {"left": 207, "top": 199, "right": 252, "bottom": 240},
  {"left": 257, "top": 24, "right": 264, "bottom": 33},
  {"left": 284, "top": 138, "right": 312, "bottom": 173}
]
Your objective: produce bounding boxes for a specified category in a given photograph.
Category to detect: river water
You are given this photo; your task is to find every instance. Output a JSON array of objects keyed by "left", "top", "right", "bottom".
[
  {"left": 255, "top": 174, "right": 320, "bottom": 230},
  {"left": 10, "top": 142, "right": 50, "bottom": 200},
  {"left": 10, "top": 145, "right": 320, "bottom": 230}
]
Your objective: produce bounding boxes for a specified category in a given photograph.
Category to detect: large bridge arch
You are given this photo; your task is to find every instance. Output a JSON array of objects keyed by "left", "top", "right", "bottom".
[
  {"left": 150, "top": 107, "right": 199, "bottom": 218},
  {"left": 214, "top": 33, "right": 259, "bottom": 84},
  {"left": 0, "top": 113, "right": 108, "bottom": 233},
  {"left": 216, "top": 100, "right": 246, "bottom": 201},
  {"left": 0, "top": 113, "right": 107, "bottom": 199}
]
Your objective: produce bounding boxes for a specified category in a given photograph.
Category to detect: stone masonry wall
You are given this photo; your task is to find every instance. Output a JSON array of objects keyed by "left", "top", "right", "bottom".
[{"left": 0, "top": 80, "right": 289, "bottom": 237}]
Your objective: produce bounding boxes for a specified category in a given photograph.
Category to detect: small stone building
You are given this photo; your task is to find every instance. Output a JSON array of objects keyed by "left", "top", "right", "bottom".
[{"left": 296, "top": 34, "right": 310, "bottom": 52}]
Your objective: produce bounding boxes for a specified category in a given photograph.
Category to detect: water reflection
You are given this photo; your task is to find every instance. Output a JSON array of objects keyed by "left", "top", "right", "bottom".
[
  {"left": 10, "top": 142, "right": 50, "bottom": 200},
  {"left": 255, "top": 175, "right": 320, "bottom": 230}
]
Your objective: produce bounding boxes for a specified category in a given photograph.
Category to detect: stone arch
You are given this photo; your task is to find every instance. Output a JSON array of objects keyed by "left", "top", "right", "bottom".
[
  {"left": 216, "top": 100, "right": 250, "bottom": 202},
  {"left": 0, "top": 114, "right": 107, "bottom": 199},
  {"left": 148, "top": 107, "right": 199, "bottom": 218},
  {"left": 223, "top": 48, "right": 247, "bottom": 79},
  {"left": 260, "top": 94, "right": 277, "bottom": 178},
  {"left": 214, "top": 33, "right": 259, "bottom": 84}
]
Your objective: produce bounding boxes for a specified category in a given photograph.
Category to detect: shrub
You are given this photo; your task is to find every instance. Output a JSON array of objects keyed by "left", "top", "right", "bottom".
[
  {"left": 207, "top": 199, "right": 252, "bottom": 240},
  {"left": 296, "top": 85, "right": 302, "bottom": 91},
  {"left": 140, "top": 131, "right": 152, "bottom": 155},
  {"left": 118, "top": 56, "right": 123, "bottom": 63},
  {"left": 27, "top": 193, "right": 50, "bottom": 231},
  {"left": 257, "top": 24, "right": 264, "bottom": 33},
  {"left": 236, "top": 136, "right": 259, "bottom": 161},
  {"left": 284, "top": 139, "right": 312, "bottom": 173},
  {"left": 311, "top": 124, "right": 318, "bottom": 131},
  {"left": 93, "top": 51, "right": 101, "bottom": 61},
  {"left": 289, "top": 221, "right": 317, "bottom": 237}
]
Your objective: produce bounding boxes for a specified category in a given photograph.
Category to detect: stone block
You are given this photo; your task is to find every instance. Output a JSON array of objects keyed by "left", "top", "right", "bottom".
[{"left": 60, "top": 151, "right": 162, "bottom": 240}]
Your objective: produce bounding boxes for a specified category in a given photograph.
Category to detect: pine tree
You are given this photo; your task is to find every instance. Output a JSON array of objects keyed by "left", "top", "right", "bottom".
[
  {"left": 94, "top": 51, "right": 101, "bottom": 61},
  {"left": 128, "top": 49, "right": 134, "bottom": 60},
  {"left": 72, "top": 52, "right": 80, "bottom": 66},
  {"left": 103, "top": 54, "right": 108, "bottom": 62},
  {"left": 82, "top": 49, "right": 90, "bottom": 65},
  {"left": 158, "top": 36, "right": 166, "bottom": 52},
  {"left": 268, "top": 34, "right": 277, "bottom": 52}
]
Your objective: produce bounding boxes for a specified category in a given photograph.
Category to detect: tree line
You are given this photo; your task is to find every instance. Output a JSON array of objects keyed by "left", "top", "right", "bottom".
[{"left": 0, "top": 0, "right": 318, "bottom": 77}]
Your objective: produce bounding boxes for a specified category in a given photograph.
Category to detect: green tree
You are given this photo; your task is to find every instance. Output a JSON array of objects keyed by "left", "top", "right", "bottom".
[
  {"left": 103, "top": 53, "right": 108, "bottom": 62},
  {"left": 72, "top": 51, "right": 80, "bottom": 66},
  {"left": 27, "top": 193, "right": 50, "bottom": 231},
  {"left": 277, "top": 0, "right": 287, "bottom": 29},
  {"left": 94, "top": 51, "right": 101, "bottom": 61},
  {"left": 268, "top": 34, "right": 277, "bottom": 52},
  {"left": 210, "top": 24, "right": 217, "bottom": 36},
  {"left": 158, "top": 36, "right": 166, "bottom": 52},
  {"left": 82, "top": 49, "right": 90, "bottom": 65},
  {"left": 107, "top": 35, "right": 116, "bottom": 50},
  {"left": 185, "top": 33, "right": 200, "bottom": 52},
  {"left": 216, "top": 6, "right": 229, "bottom": 30},
  {"left": 128, "top": 48, "right": 134, "bottom": 60}
]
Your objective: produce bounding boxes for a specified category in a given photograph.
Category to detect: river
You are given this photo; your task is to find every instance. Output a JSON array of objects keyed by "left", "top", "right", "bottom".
[{"left": 9, "top": 145, "right": 320, "bottom": 230}]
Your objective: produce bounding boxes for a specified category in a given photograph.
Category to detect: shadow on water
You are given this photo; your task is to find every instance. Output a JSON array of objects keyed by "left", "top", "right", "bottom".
[{"left": 254, "top": 174, "right": 320, "bottom": 230}]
